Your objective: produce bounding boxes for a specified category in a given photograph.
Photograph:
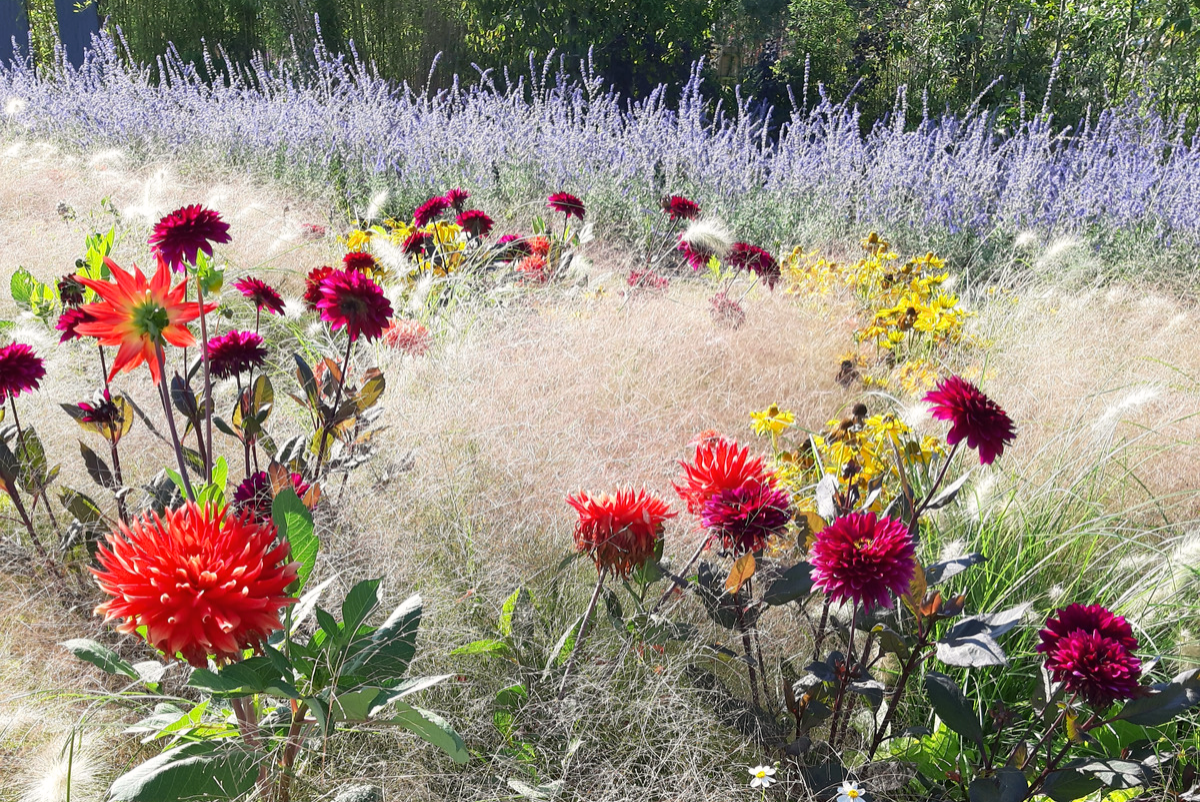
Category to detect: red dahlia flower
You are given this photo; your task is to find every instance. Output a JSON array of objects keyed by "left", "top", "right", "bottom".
[
  {"left": 444, "top": 188, "right": 470, "bottom": 212},
  {"left": 58, "top": 274, "right": 85, "bottom": 307},
  {"left": 414, "top": 195, "right": 451, "bottom": 227},
  {"left": 317, "top": 269, "right": 393, "bottom": 342},
  {"left": 1037, "top": 604, "right": 1142, "bottom": 709},
  {"left": 923, "top": 376, "right": 1016, "bottom": 465},
  {"left": 76, "top": 259, "right": 213, "bottom": 384},
  {"left": 547, "top": 192, "right": 585, "bottom": 220},
  {"left": 674, "top": 436, "right": 768, "bottom": 515},
  {"left": 402, "top": 231, "right": 434, "bottom": 258},
  {"left": 206, "top": 330, "right": 267, "bottom": 379},
  {"left": 343, "top": 251, "right": 377, "bottom": 272},
  {"left": 303, "top": 266, "right": 334, "bottom": 311},
  {"left": 727, "top": 243, "right": 780, "bottom": 289},
  {"left": 566, "top": 488, "right": 676, "bottom": 577},
  {"left": 662, "top": 195, "right": 701, "bottom": 221},
  {"left": 57, "top": 307, "right": 95, "bottom": 342},
  {"left": 232, "top": 470, "right": 311, "bottom": 524},
  {"left": 810, "top": 512, "right": 916, "bottom": 611},
  {"left": 0, "top": 342, "right": 46, "bottom": 399},
  {"left": 709, "top": 291, "right": 746, "bottom": 329},
  {"left": 457, "top": 209, "right": 494, "bottom": 238},
  {"left": 234, "top": 277, "right": 286, "bottom": 316},
  {"left": 700, "top": 476, "right": 792, "bottom": 555},
  {"left": 516, "top": 254, "right": 548, "bottom": 284},
  {"left": 384, "top": 319, "right": 431, "bottom": 356},
  {"left": 627, "top": 269, "right": 669, "bottom": 292},
  {"left": 497, "top": 234, "right": 531, "bottom": 260},
  {"left": 677, "top": 238, "right": 712, "bottom": 271},
  {"left": 148, "top": 204, "right": 232, "bottom": 271},
  {"left": 92, "top": 502, "right": 298, "bottom": 667},
  {"left": 528, "top": 235, "right": 551, "bottom": 257}
]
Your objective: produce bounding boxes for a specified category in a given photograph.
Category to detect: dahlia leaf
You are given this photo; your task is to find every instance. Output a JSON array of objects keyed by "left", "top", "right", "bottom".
[
  {"left": 1113, "top": 668, "right": 1200, "bottom": 726},
  {"left": 384, "top": 700, "right": 468, "bottom": 763},
  {"left": 61, "top": 638, "right": 140, "bottom": 679},
  {"left": 547, "top": 617, "right": 581, "bottom": 671},
  {"left": 273, "top": 487, "right": 318, "bottom": 593},
  {"left": 80, "top": 442, "right": 117, "bottom": 490},
  {"left": 188, "top": 657, "right": 300, "bottom": 699},
  {"left": 762, "top": 561, "right": 815, "bottom": 606},
  {"left": 726, "top": 553, "right": 756, "bottom": 595},
  {"left": 107, "top": 741, "right": 261, "bottom": 802},
  {"left": 967, "top": 768, "right": 1028, "bottom": 802},
  {"left": 344, "top": 594, "right": 422, "bottom": 685},
  {"left": 924, "top": 553, "right": 987, "bottom": 586},
  {"left": 290, "top": 575, "right": 339, "bottom": 636},
  {"left": 1038, "top": 765, "right": 1105, "bottom": 802},
  {"left": 341, "top": 578, "right": 382, "bottom": 636},
  {"left": 925, "top": 470, "right": 972, "bottom": 511},
  {"left": 923, "top": 671, "right": 983, "bottom": 747}
]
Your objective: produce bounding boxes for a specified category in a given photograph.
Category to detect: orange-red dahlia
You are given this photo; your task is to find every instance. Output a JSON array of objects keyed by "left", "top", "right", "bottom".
[
  {"left": 547, "top": 192, "right": 585, "bottom": 220},
  {"left": 924, "top": 376, "right": 1016, "bottom": 465},
  {"left": 316, "top": 269, "right": 393, "bottom": 342},
  {"left": 383, "top": 318, "right": 431, "bottom": 355},
  {"left": 0, "top": 342, "right": 46, "bottom": 399},
  {"left": 516, "top": 254, "right": 549, "bottom": 284},
  {"left": 91, "top": 502, "right": 298, "bottom": 667},
  {"left": 700, "top": 476, "right": 792, "bottom": 555},
  {"left": 810, "top": 512, "right": 916, "bottom": 611},
  {"left": 566, "top": 488, "right": 676, "bottom": 577},
  {"left": 674, "top": 436, "right": 768, "bottom": 515},
  {"left": 528, "top": 235, "right": 551, "bottom": 257},
  {"left": 76, "top": 258, "right": 212, "bottom": 384},
  {"left": 234, "top": 277, "right": 286, "bottom": 316},
  {"left": 1037, "top": 604, "right": 1142, "bottom": 709},
  {"left": 661, "top": 195, "right": 700, "bottom": 221},
  {"left": 148, "top": 204, "right": 231, "bottom": 271}
]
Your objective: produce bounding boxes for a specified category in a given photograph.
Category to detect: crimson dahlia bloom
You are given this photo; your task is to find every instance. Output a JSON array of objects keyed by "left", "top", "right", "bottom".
[
  {"left": 662, "top": 195, "right": 700, "bottom": 221},
  {"left": 148, "top": 204, "right": 232, "bottom": 271},
  {"left": 566, "top": 488, "right": 676, "bottom": 577},
  {"left": 414, "top": 195, "right": 451, "bottom": 227},
  {"left": 677, "top": 238, "right": 711, "bottom": 271},
  {"left": 303, "top": 266, "right": 334, "bottom": 311},
  {"left": 57, "top": 307, "right": 94, "bottom": 342},
  {"left": 457, "top": 209, "right": 494, "bottom": 238},
  {"left": 444, "top": 188, "right": 470, "bottom": 212},
  {"left": 343, "top": 251, "right": 377, "bottom": 272},
  {"left": 0, "top": 342, "right": 46, "bottom": 399},
  {"left": 403, "top": 231, "right": 434, "bottom": 258},
  {"left": 709, "top": 291, "right": 746, "bottom": 329},
  {"left": 234, "top": 277, "right": 286, "bottom": 316},
  {"left": 727, "top": 243, "right": 781, "bottom": 289},
  {"left": 810, "top": 512, "right": 916, "bottom": 611},
  {"left": 317, "top": 269, "right": 393, "bottom": 342},
  {"left": 233, "top": 471, "right": 310, "bottom": 524},
  {"left": 701, "top": 476, "right": 792, "bottom": 555},
  {"left": 924, "top": 376, "right": 1016, "bottom": 465},
  {"left": 547, "top": 192, "right": 585, "bottom": 220},
  {"left": 497, "top": 234, "right": 531, "bottom": 260},
  {"left": 1037, "top": 604, "right": 1142, "bottom": 709},
  {"left": 674, "top": 436, "right": 768, "bottom": 515},
  {"left": 92, "top": 503, "right": 298, "bottom": 667},
  {"left": 206, "top": 330, "right": 267, "bottom": 379}
]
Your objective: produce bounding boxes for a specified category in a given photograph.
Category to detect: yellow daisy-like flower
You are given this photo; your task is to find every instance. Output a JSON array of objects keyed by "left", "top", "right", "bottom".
[{"left": 751, "top": 404, "right": 796, "bottom": 436}]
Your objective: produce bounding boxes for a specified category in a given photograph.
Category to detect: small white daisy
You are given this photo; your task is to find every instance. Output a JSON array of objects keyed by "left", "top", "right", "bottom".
[
  {"left": 836, "top": 780, "right": 865, "bottom": 801},
  {"left": 748, "top": 764, "right": 777, "bottom": 789}
]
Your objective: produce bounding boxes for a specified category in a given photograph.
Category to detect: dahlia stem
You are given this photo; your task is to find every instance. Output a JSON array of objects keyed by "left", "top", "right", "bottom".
[
  {"left": 154, "top": 345, "right": 196, "bottom": 502},
  {"left": 557, "top": 566, "right": 608, "bottom": 700},
  {"left": 8, "top": 399, "right": 62, "bottom": 539},
  {"left": 276, "top": 700, "right": 310, "bottom": 802},
  {"left": 97, "top": 345, "right": 110, "bottom": 393},
  {"left": 109, "top": 437, "right": 129, "bottom": 525},
  {"left": 866, "top": 616, "right": 931, "bottom": 759},
  {"left": 4, "top": 476, "right": 47, "bottom": 559},
  {"left": 313, "top": 337, "right": 354, "bottom": 482},
  {"left": 195, "top": 277, "right": 215, "bottom": 484},
  {"left": 812, "top": 596, "right": 832, "bottom": 660},
  {"left": 734, "top": 586, "right": 762, "bottom": 708},
  {"left": 648, "top": 533, "right": 710, "bottom": 617},
  {"left": 912, "top": 442, "right": 960, "bottom": 525},
  {"left": 235, "top": 375, "right": 251, "bottom": 477}
]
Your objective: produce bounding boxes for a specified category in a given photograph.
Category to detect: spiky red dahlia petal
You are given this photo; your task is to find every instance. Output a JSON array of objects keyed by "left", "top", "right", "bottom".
[
  {"left": 206, "top": 330, "right": 267, "bottom": 379},
  {"left": 923, "top": 376, "right": 1016, "bottom": 465},
  {"left": 727, "top": 243, "right": 780, "bottom": 289},
  {"left": 234, "top": 277, "right": 286, "bottom": 316},
  {"left": 384, "top": 319, "right": 431, "bottom": 355},
  {"left": 810, "top": 512, "right": 916, "bottom": 612},
  {"left": 303, "top": 266, "right": 334, "bottom": 311},
  {"left": 456, "top": 209, "right": 494, "bottom": 238},
  {"left": 343, "top": 252, "right": 377, "bottom": 273},
  {"left": 402, "top": 231, "right": 434, "bottom": 258},
  {"left": 91, "top": 503, "right": 298, "bottom": 667},
  {"left": 444, "top": 188, "right": 470, "bottom": 213},
  {"left": 414, "top": 196, "right": 451, "bottom": 227},
  {"left": 566, "top": 488, "right": 676, "bottom": 577},
  {"left": 674, "top": 437, "right": 768, "bottom": 515},
  {"left": 149, "top": 204, "right": 231, "bottom": 271},
  {"left": 700, "top": 477, "right": 792, "bottom": 555},
  {"left": 232, "top": 471, "right": 310, "bottom": 524},
  {"left": 662, "top": 195, "right": 701, "bottom": 221},
  {"left": 316, "top": 269, "right": 393, "bottom": 342},
  {"left": 57, "top": 307, "right": 95, "bottom": 342},
  {"left": 547, "top": 192, "right": 585, "bottom": 220},
  {"left": 1037, "top": 604, "right": 1142, "bottom": 709},
  {"left": 0, "top": 342, "right": 45, "bottom": 399}
]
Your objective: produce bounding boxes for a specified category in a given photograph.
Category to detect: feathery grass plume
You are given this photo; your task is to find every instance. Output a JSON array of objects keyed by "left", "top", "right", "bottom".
[
  {"left": 17, "top": 742, "right": 102, "bottom": 802},
  {"left": 680, "top": 218, "right": 732, "bottom": 259}
]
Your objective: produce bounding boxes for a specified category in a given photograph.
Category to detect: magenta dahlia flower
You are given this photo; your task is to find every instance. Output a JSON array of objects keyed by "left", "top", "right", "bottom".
[
  {"left": 1037, "top": 604, "right": 1142, "bottom": 709},
  {"left": 57, "top": 307, "right": 95, "bottom": 342},
  {"left": 205, "top": 330, "right": 267, "bottom": 379},
  {"left": 727, "top": 243, "right": 780, "bottom": 289},
  {"left": 234, "top": 277, "right": 286, "bottom": 316},
  {"left": 414, "top": 196, "right": 451, "bottom": 227},
  {"left": 58, "top": 274, "right": 85, "bottom": 307},
  {"left": 148, "top": 204, "right": 232, "bottom": 271},
  {"left": 547, "top": 192, "right": 585, "bottom": 220},
  {"left": 497, "top": 234, "right": 532, "bottom": 260},
  {"left": 810, "top": 512, "right": 916, "bottom": 611},
  {"left": 457, "top": 209, "right": 494, "bottom": 238},
  {"left": 317, "top": 270, "right": 393, "bottom": 342},
  {"left": 444, "top": 188, "right": 470, "bottom": 213},
  {"left": 924, "top": 376, "right": 1016, "bottom": 465},
  {"left": 662, "top": 195, "right": 701, "bottom": 221},
  {"left": 677, "top": 238, "right": 711, "bottom": 271},
  {"left": 233, "top": 470, "right": 311, "bottom": 524},
  {"left": 0, "top": 342, "right": 46, "bottom": 399},
  {"left": 343, "top": 252, "right": 377, "bottom": 273},
  {"left": 700, "top": 476, "right": 792, "bottom": 555}
]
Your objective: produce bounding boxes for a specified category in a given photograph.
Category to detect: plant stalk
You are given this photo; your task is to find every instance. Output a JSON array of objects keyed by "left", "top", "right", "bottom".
[
  {"left": 195, "top": 277, "right": 214, "bottom": 484},
  {"left": 557, "top": 566, "right": 608, "bottom": 700},
  {"left": 313, "top": 336, "right": 354, "bottom": 481},
  {"left": 154, "top": 346, "right": 196, "bottom": 502}
]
